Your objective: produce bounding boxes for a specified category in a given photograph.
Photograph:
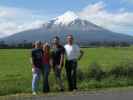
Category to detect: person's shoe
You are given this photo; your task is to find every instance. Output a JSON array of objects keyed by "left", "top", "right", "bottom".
[
  {"left": 60, "top": 88, "right": 64, "bottom": 92},
  {"left": 43, "top": 90, "right": 50, "bottom": 93},
  {"left": 69, "top": 88, "right": 73, "bottom": 92},
  {"left": 74, "top": 87, "right": 78, "bottom": 90},
  {"left": 32, "top": 92, "right": 37, "bottom": 95},
  {"left": 73, "top": 87, "right": 78, "bottom": 92},
  {"left": 73, "top": 89, "right": 77, "bottom": 92}
]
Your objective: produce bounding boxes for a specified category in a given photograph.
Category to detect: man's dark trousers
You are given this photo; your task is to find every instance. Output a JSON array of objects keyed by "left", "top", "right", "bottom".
[{"left": 65, "top": 59, "right": 77, "bottom": 91}]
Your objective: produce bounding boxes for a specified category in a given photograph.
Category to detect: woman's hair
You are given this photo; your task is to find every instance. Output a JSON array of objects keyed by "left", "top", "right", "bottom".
[
  {"left": 43, "top": 42, "right": 50, "bottom": 52},
  {"left": 32, "top": 42, "right": 35, "bottom": 48}
]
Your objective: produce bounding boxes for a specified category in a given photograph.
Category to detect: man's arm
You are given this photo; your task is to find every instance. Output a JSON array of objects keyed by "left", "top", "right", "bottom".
[
  {"left": 59, "top": 46, "right": 65, "bottom": 69},
  {"left": 59, "top": 53, "right": 64, "bottom": 69},
  {"left": 76, "top": 45, "right": 84, "bottom": 60},
  {"left": 78, "top": 50, "right": 84, "bottom": 60},
  {"left": 49, "top": 53, "right": 53, "bottom": 68},
  {"left": 50, "top": 51, "right": 54, "bottom": 69},
  {"left": 30, "top": 50, "right": 36, "bottom": 73},
  {"left": 30, "top": 50, "right": 35, "bottom": 68},
  {"left": 30, "top": 57, "right": 33, "bottom": 65}
]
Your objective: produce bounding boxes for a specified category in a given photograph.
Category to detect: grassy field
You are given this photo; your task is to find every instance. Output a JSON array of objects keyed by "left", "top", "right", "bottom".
[{"left": 0, "top": 47, "right": 133, "bottom": 96}]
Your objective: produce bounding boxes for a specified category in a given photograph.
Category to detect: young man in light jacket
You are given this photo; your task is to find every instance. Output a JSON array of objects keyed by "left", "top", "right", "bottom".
[{"left": 64, "top": 34, "right": 83, "bottom": 91}]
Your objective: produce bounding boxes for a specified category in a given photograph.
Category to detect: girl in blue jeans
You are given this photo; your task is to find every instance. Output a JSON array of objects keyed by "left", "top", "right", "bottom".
[
  {"left": 42, "top": 43, "right": 51, "bottom": 93},
  {"left": 32, "top": 67, "right": 41, "bottom": 95},
  {"left": 31, "top": 41, "right": 43, "bottom": 95}
]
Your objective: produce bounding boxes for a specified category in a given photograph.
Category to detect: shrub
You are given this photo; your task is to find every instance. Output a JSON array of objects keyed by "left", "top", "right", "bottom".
[
  {"left": 110, "top": 62, "right": 133, "bottom": 78},
  {"left": 88, "top": 62, "right": 105, "bottom": 81},
  {"left": 126, "top": 62, "right": 133, "bottom": 78},
  {"left": 77, "top": 68, "right": 87, "bottom": 81},
  {"left": 110, "top": 65, "right": 127, "bottom": 78}
]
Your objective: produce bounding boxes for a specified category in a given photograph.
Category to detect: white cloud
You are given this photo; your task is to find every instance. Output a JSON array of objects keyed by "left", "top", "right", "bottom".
[
  {"left": 122, "top": 0, "right": 133, "bottom": 4},
  {"left": 79, "top": 1, "right": 105, "bottom": 16},
  {"left": 77, "top": 1, "right": 133, "bottom": 35},
  {"left": 0, "top": 20, "right": 44, "bottom": 37},
  {"left": 0, "top": 7, "right": 16, "bottom": 17},
  {"left": 0, "top": 6, "right": 34, "bottom": 19},
  {"left": 0, "top": 6, "right": 45, "bottom": 38}
]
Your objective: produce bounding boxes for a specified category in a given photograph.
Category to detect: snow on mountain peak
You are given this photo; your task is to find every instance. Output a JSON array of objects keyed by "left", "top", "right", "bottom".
[{"left": 54, "top": 11, "right": 78, "bottom": 25}]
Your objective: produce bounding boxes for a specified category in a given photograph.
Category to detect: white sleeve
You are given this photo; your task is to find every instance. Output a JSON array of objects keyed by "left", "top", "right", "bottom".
[{"left": 64, "top": 45, "right": 66, "bottom": 51}]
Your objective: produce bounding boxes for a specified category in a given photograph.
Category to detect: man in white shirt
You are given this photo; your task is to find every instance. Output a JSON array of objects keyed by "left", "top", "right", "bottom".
[{"left": 64, "top": 34, "right": 83, "bottom": 91}]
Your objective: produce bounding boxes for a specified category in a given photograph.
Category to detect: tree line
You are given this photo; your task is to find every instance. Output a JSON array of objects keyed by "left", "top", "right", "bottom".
[{"left": 0, "top": 40, "right": 131, "bottom": 49}]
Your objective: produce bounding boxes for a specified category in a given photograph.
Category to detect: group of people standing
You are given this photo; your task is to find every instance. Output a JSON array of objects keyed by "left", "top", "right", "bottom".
[{"left": 31, "top": 35, "right": 83, "bottom": 95}]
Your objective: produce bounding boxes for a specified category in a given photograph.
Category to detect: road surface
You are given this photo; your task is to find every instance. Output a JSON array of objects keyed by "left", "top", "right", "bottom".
[{"left": 1, "top": 89, "right": 133, "bottom": 100}]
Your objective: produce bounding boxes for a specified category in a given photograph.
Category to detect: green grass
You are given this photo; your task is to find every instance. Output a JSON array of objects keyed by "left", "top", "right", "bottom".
[
  {"left": 0, "top": 47, "right": 133, "bottom": 96},
  {"left": 80, "top": 47, "right": 133, "bottom": 70}
]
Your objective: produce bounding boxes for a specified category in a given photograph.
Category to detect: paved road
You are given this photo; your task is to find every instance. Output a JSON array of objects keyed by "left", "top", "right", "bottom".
[{"left": 2, "top": 90, "right": 133, "bottom": 100}]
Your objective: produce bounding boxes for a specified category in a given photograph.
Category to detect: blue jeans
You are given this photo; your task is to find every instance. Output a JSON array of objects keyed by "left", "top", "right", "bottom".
[
  {"left": 43, "top": 64, "right": 50, "bottom": 92},
  {"left": 32, "top": 68, "right": 41, "bottom": 92},
  {"left": 54, "top": 65, "right": 64, "bottom": 90}
]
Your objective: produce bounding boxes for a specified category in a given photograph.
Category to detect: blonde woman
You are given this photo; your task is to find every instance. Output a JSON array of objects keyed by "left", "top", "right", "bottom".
[{"left": 42, "top": 43, "right": 51, "bottom": 93}]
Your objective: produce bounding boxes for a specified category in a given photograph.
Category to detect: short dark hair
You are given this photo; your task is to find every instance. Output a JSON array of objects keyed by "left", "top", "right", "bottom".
[
  {"left": 53, "top": 36, "right": 60, "bottom": 40},
  {"left": 67, "top": 34, "right": 73, "bottom": 39}
]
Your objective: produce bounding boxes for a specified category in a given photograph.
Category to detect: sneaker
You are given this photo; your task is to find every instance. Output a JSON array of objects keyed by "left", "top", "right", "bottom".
[
  {"left": 73, "top": 89, "right": 77, "bottom": 92},
  {"left": 69, "top": 88, "right": 73, "bottom": 92},
  {"left": 32, "top": 92, "right": 37, "bottom": 95},
  {"left": 60, "top": 88, "right": 64, "bottom": 92}
]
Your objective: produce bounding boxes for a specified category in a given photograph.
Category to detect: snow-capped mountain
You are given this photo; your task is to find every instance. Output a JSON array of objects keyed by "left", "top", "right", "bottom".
[
  {"left": 43, "top": 11, "right": 103, "bottom": 31},
  {"left": 1, "top": 11, "right": 133, "bottom": 44},
  {"left": 54, "top": 11, "right": 78, "bottom": 25}
]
